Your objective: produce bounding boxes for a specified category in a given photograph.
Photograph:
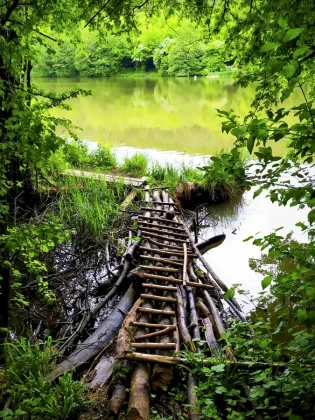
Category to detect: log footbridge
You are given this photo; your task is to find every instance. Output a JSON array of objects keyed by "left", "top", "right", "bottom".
[{"left": 50, "top": 185, "right": 244, "bottom": 420}]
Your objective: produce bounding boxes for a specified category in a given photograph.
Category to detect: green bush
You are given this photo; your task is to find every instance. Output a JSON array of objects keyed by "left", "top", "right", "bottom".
[
  {"left": 63, "top": 141, "right": 91, "bottom": 168},
  {"left": 120, "top": 153, "right": 149, "bottom": 177},
  {"left": 89, "top": 145, "right": 117, "bottom": 170},
  {"left": 0, "top": 338, "right": 88, "bottom": 420}
]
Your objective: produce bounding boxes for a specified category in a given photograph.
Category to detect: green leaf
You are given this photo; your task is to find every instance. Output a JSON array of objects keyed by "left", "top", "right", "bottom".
[
  {"left": 253, "top": 187, "right": 263, "bottom": 198},
  {"left": 260, "top": 42, "right": 281, "bottom": 52},
  {"left": 224, "top": 287, "right": 235, "bottom": 300},
  {"left": 293, "top": 45, "right": 309, "bottom": 59},
  {"left": 247, "top": 137, "right": 255, "bottom": 154},
  {"left": 261, "top": 275, "right": 272, "bottom": 289},
  {"left": 211, "top": 364, "right": 225, "bottom": 373},
  {"left": 308, "top": 209, "right": 315, "bottom": 224},
  {"left": 278, "top": 17, "right": 288, "bottom": 29},
  {"left": 296, "top": 307, "right": 308, "bottom": 323},
  {"left": 283, "top": 28, "right": 303, "bottom": 43},
  {"left": 282, "top": 61, "right": 298, "bottom": 78}
]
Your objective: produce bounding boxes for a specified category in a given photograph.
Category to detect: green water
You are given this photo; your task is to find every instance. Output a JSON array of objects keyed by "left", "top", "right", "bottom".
[{"left": 36, "top": 76, "right": 302, "bottom": 156}]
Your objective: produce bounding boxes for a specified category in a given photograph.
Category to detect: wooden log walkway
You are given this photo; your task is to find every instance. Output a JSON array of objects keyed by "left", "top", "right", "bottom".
[{"left": 62, "top": 168, "right": 147, "bottom": 187}]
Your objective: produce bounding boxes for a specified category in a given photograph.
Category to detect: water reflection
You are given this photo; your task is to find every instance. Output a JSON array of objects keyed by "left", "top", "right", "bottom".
[{"left": 35, "top": 76, "right": 303, "bottom": 156}]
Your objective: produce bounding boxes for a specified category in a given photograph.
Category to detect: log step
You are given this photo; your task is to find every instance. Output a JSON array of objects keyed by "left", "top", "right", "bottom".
[
  {"left": 142, "top": 233, "right": 189, "bottom": 244},
  {"left": 137, "top": 307, "right": 176, "bottom": 316},
  {"left": 131, "top": 321, "right": 175, "bottom": 329},
  {"left": 140, "top": 255, "right": 183, "bottom": 267},
  {"left": 139, "top": 221, "right": 186, "bottom": 233},
  {"left": 140, "top": 226, "right": 189, "bottom": 239},
  {"left": 139, "top": 265, "right": 179, "bottom": 273},
  {"left": 141, "top": 294, "right": 177, "bottom": 303},
  {"left": 124, "top": 352, "right": 181, "bottom": 365},
  {"left": 131, "top": 343, "right": 176, "bottom": 350},
  {"left": 139, "top": 246, "right": 196, "bottom": 258},
  {"left": 141, "top": 207, "right": 179, "bottom": 214},
  {"left": 138, "top": 215, "right": 182, "bottom": 225},
  {"left": 142, "top": 283, "right": 177, "bottom": 292},
  {"left": 137, "top": 272, "right": 214, "bottom": 290},
  {"left": 135, "top": 326, "right": 176, "bottom": 341}
]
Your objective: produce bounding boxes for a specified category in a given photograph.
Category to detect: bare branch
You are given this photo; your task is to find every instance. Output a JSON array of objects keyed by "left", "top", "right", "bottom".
[{"left": 84, "top": 0, "right": 112, "bottom": 28}]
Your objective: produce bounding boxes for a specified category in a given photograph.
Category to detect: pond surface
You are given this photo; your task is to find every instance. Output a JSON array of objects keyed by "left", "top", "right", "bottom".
[
  {"left": 37, "top": 76, "right": 307, "bottom": 307},
  {"left": 36, "top": 76, "right": 302, "bottom": 156}
]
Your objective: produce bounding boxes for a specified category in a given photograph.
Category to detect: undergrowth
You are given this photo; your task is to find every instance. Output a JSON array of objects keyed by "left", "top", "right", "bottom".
[
  {"left": 58, "top": 176, "right": 127, "bottom": 236},
  {"left": 47, "top": 141, "right": 246, "bottom": 204},
  {"left": 0, "top": 338, "right": 88, "bottom": 420}
]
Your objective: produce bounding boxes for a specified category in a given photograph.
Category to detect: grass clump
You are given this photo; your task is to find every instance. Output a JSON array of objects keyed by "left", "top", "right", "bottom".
[
  {"left": 58, "top": 176, "right": 126, "bottom": 236},
  {"left": 0, "top": 338, "right": 88, "bottom": 419},
  {"left": 120, "top": 153, "right": 149, "bottom": 177},
  {"left": 89, "top": 145, "right": 117, "bottom": 170},
  {"left": 149, "top": 162, "right": 180, "bottom": 190}
]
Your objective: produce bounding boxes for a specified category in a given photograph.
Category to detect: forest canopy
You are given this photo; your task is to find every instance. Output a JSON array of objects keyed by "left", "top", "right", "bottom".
[{"left": 33, "top": 15, "right": 230, "bottom": 78}]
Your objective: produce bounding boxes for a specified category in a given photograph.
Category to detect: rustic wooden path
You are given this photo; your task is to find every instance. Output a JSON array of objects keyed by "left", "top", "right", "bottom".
[
  {"left": 62, "top": 168, "right": 147, "bottom": 187},
  {"left": 116, "top": 186, "right": 242, "bottom": 419}
]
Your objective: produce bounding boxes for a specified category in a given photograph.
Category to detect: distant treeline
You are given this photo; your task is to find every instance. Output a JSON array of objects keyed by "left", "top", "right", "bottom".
[{"left": 34, "top": 15, "right": 231, "bottom": 78}]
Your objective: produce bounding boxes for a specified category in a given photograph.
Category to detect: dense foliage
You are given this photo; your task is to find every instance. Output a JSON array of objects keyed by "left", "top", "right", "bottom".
[{"left": 34, "top": 15, "right": 229, "bottom": 78}]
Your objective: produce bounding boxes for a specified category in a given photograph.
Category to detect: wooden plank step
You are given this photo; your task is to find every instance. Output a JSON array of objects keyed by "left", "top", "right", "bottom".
[
  {"left": 140, "top": 226, "right": 189, "bottom": 239},
  {"left": 141, "top": 294, "right": 177, "bottom": 303},
  {"left": 137, "top": 272, "right": 214, "bottom": 290},
  {"left": 143, "top": 239, "right": 192, "bottom": 252},
  {"left": 141, "top": 207, "right": 179, "bottom": 214},
  {"left": 139, "top": 265, "right": 179, "bottom": 273},
  {"left": 139, "top": 246, "right": 195, "bottom": 257},
  {"left": 142, "top": 232, "right": 189, "bottom": 244},
  {"left": 123, "top": 352, "right": 181, "bottom": 365},
  {"left": 135, "top": 326, "right": 176, "bottom": 341},
  {"left": 137, "top": 307, "right": 176, "bottom": 316},
  {"left": 131, "top": 321, "right": 175, "bottom": 329},
  {"left": 140, "top": 255, "right": 183, "bottom": 267},
  {"left": 145, "top": 202, "right": 179, "bottom": 206},
  {"left": 139, "top": 221, "right": 187, "bottom": 233},
  {"left": 131, "top": 343, "right": 176, "bottom": 350},
  {"left": 138, "top": 215, "right": 182, "bottom": 225},
  {"left": 142, "top": 283, "right": 177, "bottom": 292}
]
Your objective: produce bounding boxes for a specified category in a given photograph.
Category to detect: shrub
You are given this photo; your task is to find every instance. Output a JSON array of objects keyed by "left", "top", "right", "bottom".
[{"left": 89, "top": 145, "right": 117, "bottom": 170}]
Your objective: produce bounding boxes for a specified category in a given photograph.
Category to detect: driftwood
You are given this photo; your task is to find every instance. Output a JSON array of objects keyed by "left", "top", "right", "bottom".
[
  {"left": 196, "top": 234, "right": 226, "bottom": 254},
  {"left": 48, "top": 284, "right": 137, "bottom": 380},
  {"left": 88, "top": 355, "right": 115, "bottom": 390}
]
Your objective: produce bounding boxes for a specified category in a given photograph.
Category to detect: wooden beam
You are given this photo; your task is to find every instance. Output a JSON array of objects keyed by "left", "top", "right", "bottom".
[
  {"left": 139, "top": 265, "right": 179, "bottom": 273},
  {"left": 135, "top": 326, "right": 176, "bottom": 341},
  {"left": 139, "top": 226, "right": 189, "bottom": 239},
  {"left": 137, "top": 307, "right": 176, "bottom": 316},
  {"left": 142, "top": 232, "right": 190, "bottom": 244},
  {"left": 131, "top": 343, "right": 176, "bottom": 350},
  {"left": 139, "top": 246, "right": 195, "bottom": 258},
  {"left": 131, "top": 321, "right": 175, "bottom": 329},
  {"left": 136, "top": 272, "right": 214, "bottom": 290},
  {"left": 140, "top": 255, "right": 183, "bottom": 267},
  {"left": 138, "top": 215, "right": 182, "bottom": 225},
  {"left": 139, "top": 221, "right": 186, "bottom": 233},
  {"left": 142, "top": 283, "right": 177, "bottom": 292},
  {"left": 141, "top": 294, "right": 177, "bottom": 303}
]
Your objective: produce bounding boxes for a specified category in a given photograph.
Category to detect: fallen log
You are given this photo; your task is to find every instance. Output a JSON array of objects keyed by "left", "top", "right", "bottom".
[
  {"left": 128, "top": 363, "right": 150, "bottom": 420},
  {"left": 203, "top": 318, "right": 220, "bottom": 357},
  {"left": 196, "top": 234, "right": 226, "bottom": 254},
  {"left": 188, "top": 372, "right": 200, "bottom": 420},
  {"left": 47, "top": 284, "right": 137, "bottom": 381}
]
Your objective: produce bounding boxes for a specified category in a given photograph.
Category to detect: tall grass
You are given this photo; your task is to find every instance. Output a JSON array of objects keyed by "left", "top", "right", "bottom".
[
  {"left": 58, "top": 176, "right": 126, "bottom": 236},
  {"left": 120, "top": 153, "right": 149, "bottom": 177},
  {"left": 1, "top": 338, "right": 88, "bottom": 419}
]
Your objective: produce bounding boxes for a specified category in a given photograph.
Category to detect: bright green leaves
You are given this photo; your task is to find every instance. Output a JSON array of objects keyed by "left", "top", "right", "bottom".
[
  {"left": 308, "top": 209, "right": 315, "bottom": 224},
  {"left": 247, "top": 137, "right": 255, "bottom": 154},
  {"left": 261, "top": 275, "right": 272, "bottom": 289},
  {"left": 293, "top": 45, "right": 309, "bottom": 59},
  {"left": 282, "top": 60, "right": 298, "bottom": 78},
  {"left": 296, "top": 307, "right": 308, "bottom": 323},
  {"left": 224, "top": 287, "right": 235, "bottom": 300},
  {"left": 260, "top": 42, "right": 281, "bottom": 52},
  {"left": 283, "top": 28, "right": 304, "bottom": 43}
]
